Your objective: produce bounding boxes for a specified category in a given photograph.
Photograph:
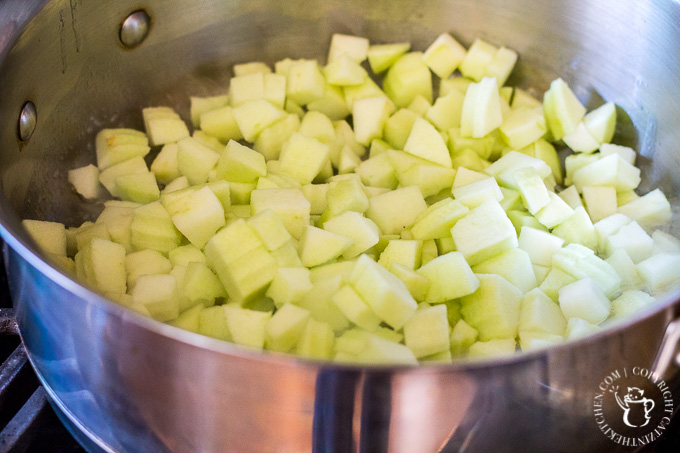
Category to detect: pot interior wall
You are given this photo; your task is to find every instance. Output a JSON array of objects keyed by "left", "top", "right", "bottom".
[{"left": 1, "top": 0, "right": 680, "bottom": 236}]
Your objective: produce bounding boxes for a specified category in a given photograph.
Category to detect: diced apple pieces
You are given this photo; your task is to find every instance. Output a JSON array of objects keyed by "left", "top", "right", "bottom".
[
  {"left": 422, "top": 33, "right": 466, "bottom": 79},
  {"left": 250, "top": 188, "right": 311, "bottom": 239},
  {"left": 472, "top": 248, "right": 537, "bottom": 293},
  {"left": 403, "top": 117, "right": 452, "bottom": 167},
  {"left": 637, "top": 253, "right": 680, "bottom": 292},
  {"left": 95, "top": 128, "right": 150, "bottom": 170},
  {"left": 459, "top": 38, "right": 497, "bottom": 82},
  {"left": 572, "top": 154, "right": 641, "bottom": 192},
  {"left": 68, "top": 164, "right": 102, "bottom": 200},
  {"left": 417, "top": 251, "right": 479, "bottom": 302},
  {"left": 451, "top": 200, "right": 518, "bottom": 266},
  {"left": 542, "top": 78, "right": 586, "bottom": 141},
  {"left": 116, "top": 172, "right": 160, "bottom": 204},
  {"left": 223, "top": 303, "right": 272, "bottom": 349},
  {"left": 99, "top": 156, "right": 149, "bottom": 197},
  {"left": 22, "top": 219, "right": 67, "bottom": 256},
  {"left": 216, "top": 140, "right": 266, "bottom": 183},
  {"left": 558, "top": 277, "right": 610, "bottom": 324},
  {"left": 264, "top": 303, "right": 311, "bottom": 352},
  {"left": 278, "top": 133, "right": 330, "bottom": 184},
  {"left": 403, "top": 304, "right": 450, "bottom": 358},
  {"left": 350, "top": 255, "right": 417, "bottom": 330},
  {"left": 296, "top": 319, "right": 335, "bottom": 359},
  {"left": 584, "top": 102, "right": 617, "bottom": 145},
  {"left": 366, "top": 186, "right": 427, "bottom": 235},
  {"left": 610, "top": 290, "right": 655, "bottom": 319},
  {"left": 298, "top": 226, "right": 352, "bottom": 267},
  {"left": 332, "top": 284, "right": 382, "bottom": 331},
  {"left": 518, "top": 288, "right": 566, "bottom": 335},
  {"left": 142, "top": 107, "right": 190, "bottom": 146},
  {"left": 460, "top": 77, "right": 502, "bottom": 138},
  {"left": 565, "top": 317, "right": 602, "bottom": 340},
  {"left": 500, "top": 107, "right": 546, "bottom": 150},
  {"left": 605, "top": 221, "right": 653, "bottom": 263},
  {"left": 450, "top": 319, "right": 478, "bottom": 356},
  {"left": 460, "top": 274, "right": 523, "bottom": 340},
  {"left": 132, "top": 274, "right": 178, "bottom": 321},
  {"left": 323, "top": 211, "right": 380, "bottom": 259},
  {"left": 130, "top": 202, "right": 182, "bottom": 254},
  {"left": 617, "top": 189, "right": 672, "bottom": 231},
  {"left": 353, "top": 97, "right": 395, "bottom": 146},
  {"left": 125, "top": 249, "right": 171, "bottom": 289},
  {"left": 383, "top": 52, "right": 433, "bottom": 108}
]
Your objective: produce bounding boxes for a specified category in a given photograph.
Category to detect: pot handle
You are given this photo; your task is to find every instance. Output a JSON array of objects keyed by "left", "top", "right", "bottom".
[{"left": 651, "top": 318, "right": 680, "bottom": 382}]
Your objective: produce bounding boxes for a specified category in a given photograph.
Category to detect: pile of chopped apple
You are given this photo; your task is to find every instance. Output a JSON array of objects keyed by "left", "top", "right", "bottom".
[{"left": 22, "top": 33, "right": 679, "bottom": 364}]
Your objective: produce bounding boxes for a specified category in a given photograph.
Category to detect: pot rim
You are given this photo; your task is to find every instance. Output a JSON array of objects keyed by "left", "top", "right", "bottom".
[{"left": 3, "top": 218, "right": 679, "bottom": 373}]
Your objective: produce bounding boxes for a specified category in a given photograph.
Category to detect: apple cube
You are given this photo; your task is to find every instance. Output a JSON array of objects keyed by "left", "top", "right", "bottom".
[
  {"left": 367, "top": 42, "right": 411, "bottom": 74},
  {"left": 323, "top": 211, "right": 379, "bottom": 259},
  {"left": 216, "top": 140, "right": 266, "bottom": 183},
  {"left": 99, "top": 156, "right": 149, "bottom": 197},
  {"left": 350, "top": 255, "right": 418, "bottom": 330},
  {"left": 551, "top": 206, "right": 597, "bottom": 250},
  {"left": 572, "top": 154, "right": 641, "bottom": 192},
  {"left": 637, "top": 253, "right": 680, "bottom": 292},
  {"left": 518, "top": 288, "right": 566, "bottom": 335},
  {"left": 388, "top": 263, "right": 431, "bottom": 302},
  {"left": 168, "top": 244, "right": 206, "bottom": 267},
  {"left": 378, "top": 240, "right": 422, "bottom": 270},
  {"left": 472, "top": 247, "right": 537, "bottom": 292},
  {"left": 459, "top": 38, "right": 497, "bottom": 82},
  {"left": 199, "top": 306, "right": 231, "bottom": 341},
  {"left": 542, "top": 78, "right": 586, "bottom": 141},
  {"left": 618, "top": 189, "right": 672, "bottom": 231},
  {"left": 324, "top": 55, "right": 367, "bottom": 87},
  {"left": 417, "top": 251, "right": 480, "bottom": 303},
  {"left": 296, "top": 319, "right": 335, "bottom": 359},
  {"left": 610, "top": 290, "right": 655, "bottom": 319},
  {"left": 232, "top": 99, "right": 286, "bottom": 142},
  {"left": 116, "top": 172, "right": 160, "bottom": 204},
  {"left": 485, "top": 47, "right": 518, "bottom": 87},
  {"left": 518, "top": 331, "right": 563, "bottom": 352},
  {"left": 461, "top": 274, "right": 523, "bottom": 340},
  {"left": 68, "top": 164, "right": 102, "bottom": 200},
  {"left": 182, "top": 261, "right": 226, "bottom": 306},
  {"left": 22, "top": 219, "right": 67, "bottom": 256},
  {"left": 299, "top": 225, "right": 352, "bottom": 267},
  {"left": 403, "top": 117, "right": 452, "bottom": 167},
  {"left": 278, "top": 133, "right": 330, "bottom": 185},
  {"left": 467, "top": 339, "right": 516, "bottom": 358},
  {"left": 366, "top": 186, "right": 427, "bottom": 235},
  {"left": 558, "top": 277, "right": 611, "bottom": 324},
  {"left": 125, "top": 249, "right": 171, "bottom": 289},
  {"left": 584, "top": 102, "right": 617, "bottom": 145},
  {"left": 452, "top": 176, "right": 503, "bottom": 209},
  {"left": 200, "top": 106, "right": 243, "bottom": 143},
  {"left": 332, "top": 284, "right": 382, "bottom": 331},
  {"left": 250, "top": 188, "right": 311, "bottom": 239},
  {"left": 95, "top": 128, "right": 149, "bottom": 170},
  {"left": 423, "top": 34, "right": 466, "bottom": 79},
  {"left": 132, "top": 274, "right": 179, "bottom": 321},
  {"left": 460, "top": 77, "right": 503, "bottom": 138},
  {"left": 285, "top": 60, "right": 325, "bottom": 105},
  {"left": 354, "top": 334, "right": 417, "bottom": 365},
  {"left": 652, "top": 230, "right": 680, "bottom": 254},
  {"left": 264, "top": 303, "right": 311, "bottom": 352},
  {"left": 130, "top": 202, "right": 182, "bottom": 254},
  {"left": 605, "top": 221, "right": 653, "bottom": 263},
  {"left": 450, "top": 200, "right": 518, "bottom": 266},
  {"left": 96, "top": 205, "right": 135, "bottom": 252},
  {"left": 353, "top": 96, "right": 395, "bottom": 146},
  {"left": 223, "top": 303, "right": 272, "bottom": 349},
  {"left": 565, "top": 317, "right": 603, "bottom": 340},
  {"left": 403, "top": 304, "right": 450, "bottom": 358},
  {"left": 535, "top": 192, "right": 575, "bottom": 229},
  {"left": 254, "top": 114, "right": 300, "bottom": 161},
  {"left": 500, "top": 107, "right": 546, "bottom": 150},
  {"left": 142, "top": 107, "right": 189, "bottom": 146},
  {"left": 450, "top": 319, "right": 478, "bottom": 356},
  {"left": 190, "top": 94, "right": 229, "bottom": 127},
  {"left": 246, "top": 209, "right": 293, "bottom": 252},
  {"left": 605, "top": 248, "right": 642, "bottom": 290},
  {"left": 399, "top": 164, "right": 457, "bottom": 198},
  {"left": 170, "top": 187, "right": 225, "bottom": 248},
  {"left": 383, "top": 52, "right": 433, "bottom": 108},
  {"left": 298, "top": 276, "right": 350, "bottom": 331}
]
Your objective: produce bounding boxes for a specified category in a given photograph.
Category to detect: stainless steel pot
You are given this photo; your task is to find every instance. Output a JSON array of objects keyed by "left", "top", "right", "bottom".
[{"left": 1, "top": 0, "right": 680, "bottom": 451}]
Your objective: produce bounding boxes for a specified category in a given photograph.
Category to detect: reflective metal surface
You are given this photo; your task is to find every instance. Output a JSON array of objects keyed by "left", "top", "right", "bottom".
[{"left": 0, "top": 0, "right": 679, "bottom": 451}]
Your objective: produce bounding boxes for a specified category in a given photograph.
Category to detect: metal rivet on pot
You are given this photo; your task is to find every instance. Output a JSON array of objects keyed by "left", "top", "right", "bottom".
[
  {"left": 120, "top": 10, "right": 150, "bottom": 48},
  {"left": 18, "top": 101, "right": 37, "bottom": 142}
]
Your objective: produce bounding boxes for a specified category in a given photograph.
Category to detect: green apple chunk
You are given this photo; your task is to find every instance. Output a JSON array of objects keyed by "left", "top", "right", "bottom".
[
  {"left": 460, "top": 77, "right": 503, "bottom": 138},
  {"left": 450, "top": 319, "right": 478, "bottom": 356},
  {"left": 552, "top": 243, "right": 621, "bottom": 296},
  {"left": 423, "top": 33, "right": 467, "bottom": 79},
  {"left": 132, "top": 274, "right": 179, "bottom": 322},
  {"left": 203, "top": 219, "right": 264, "bottom": 273},
  {"left": 99, "top": 156, "right": 149, "bottom": 197},
  {"left": 142, "top": 107, "right": 190, "bottom": 146},
  {"left": 278, "top": 133, "right": 330, "bottom": 184},
  {"left": 319, "top": 177, "right": 369, "bottom": 222},
  {"left": 461, "top": 274, "right": 523, "bottom": 341},
  {"left": 534, "top": 192, "right": 575, "bottom": 229},
  {"left": 356, "top": 334, "right": 417, "bottom": 365},
  {"left": 617, "top": 189, "right": 672, "bottom": 231},
  {"left": 605, "top": 221, "right": 653, "bottom": 263},
  {"left": 223, "top": 303, "right": 272, "bottom": 349},
  {"left": 366, "top": 186, "right": 427, "bottom": 235},
  {"left": 168, "top": 304, "right": 204, "bottom": 333},
  {"left": 558, "top": 277, "right": 611, "bottom": 324},
  {"left": 426, "top": 89, "right": 465, "bottom": 132},
  {"left": 637, "top": 253, "right": 680, "bottom": 293},
  {"left": 485, "top": 47, "right": 518, "bottom": 87},
  {"left": 378, "top": 240, "right": 422, "bottom": 270},
  {"left": 328, "top": 33, "right": 369, "bottom": 63},
  {"left": 399, "top": 164, "right": 457, "bottom": 198},
  {"left": 610, "top": 290, "right": 655, "bottom": 319},
  {"left": 177, "top": 137, "right": 221, "bottom": 185},
  {"left": 130, "top": 202, "right": 182, "bottom": 254},
  {"left": 296, "top": 319, "right": 335, "bottom": 359},
  {"left": 75, "top": 223, "right": 110, "bottom": 252},
  {"left": 383, "top": 52, "right": 433, "bottom": 108},
  {"left": 76, "top": 238, "right": 127, "bottom": 294},
  {"left": 247, "top": 209, "right": 293, "bottom": 251},
  {"left": 350, "top": 254, "right": 418, "bottom": 330},
  {"left": 552, "top": 206, "right": 597, "bottom": 250},
  {"left": 499, "top": 107, "right": 546, "bottom": 150},
  {"left": 232, "top": 99, "right": 286, "bottom": 142},
  {"left": 450, "top": 200, "right": 518, "bottom": 266},
  {"left": 254, "top": 114, "right": 300, "bottom": 161},
  {"left": 467, "top": 339, "right": 517, "bottom": 359},
  {"left": 96, "top": 205, "right": 135, "bottom": 252},
  {"left": 518, "top": 226, "right": 564, "bottom": 267},
  {"left": 564, "top": 317, "right": 602, "bottom": 340},
  {"left": 518, "top": 331, "right": 563, "bottom": 352},
  {"left": 332, "top": 284, "right": 382, "bottom": 331},
  {"left": 125, "top": 249, "right": 171, "bottom": 289},
  {"left": 417, "top": 251, "right": 479, "bottom": 302},
  {"left": 68, "top": 164, "right": 102, "bottom": 200},
  {"left": 264, "top": 303, "right": 311, "bottom": 352},
  {"left": 452, "top": 176, "right": 503, "bottom": 209},
  {"left": 190, "top": 94, "right": 229, "bottom": 127},
  {"left": 459, "top": 38, "right": 497, "bottom": 82},
  {"left": 403, "top": 117, "right": 452, "bottom": 167},
  {"left": 542, "top": 78, "right": 586, "bottom": 141},
  {"left": 250, "top": 188, "right": 311, "bottom": 239},
  {"left": 115, "top": 172, "right": 160, "bottom": 204},
  {"left": 200, "top": 106, "right": 243, "bottom": 143},
  {"left": 150, "top": 144, "right": 180, "bottom": 185},
  {"left": 584, "top": 102, "right": 617, "bottom": 145},
  {"left": 518, "top": 288, "right": 567, "bottom": 335},
  {"left": 472, "top": 248, "right": 537, "bottom": 293},
  {"left": 389, "top": 263, "right": 430, "bottom": 302},
  {"left": 216, "top": 140, "right": 266, "bottom": 183},
  {"left": 404, "top": 304, "right": 450, "bottom": 358},
  {"left": 199, "top": 305, "right": 232, "bottom": 341},
  {"left": 563, "top": 122, "right": 600, "bottom": 154},
  {"left": 573, "top": 154, "right": 641, "bottom": 193},
  {"left": 286, "top": 60, "right": 325, "bottom": 105},
  {"left": 170, "top": 187, "right": 225, "bottom": 248},
  {"left": 299, "top": 225, "right": 353, "bottom": 267},
  {"left": 353, "top": 96, "right": 395, "bottom": 146},
  {"left": 367, "top": 42, "right": 411, "bottom": 74},
  {"left": 95, "top": 128, "right": 150, "bottom": 170},
  {"left": 22, "top": 219, "right": 67, "bottom": 256},
  {"left": 324, "top": 55, "right": 367, "bottom": 86},
  {"left": 323, "top": 211, "right": 380, "bottom": 259},
  {"left": 411, "top": 198, "right": 469, "bottom": 240},
  {"left": 182, "top": 261, "right": 226, "bottom": 306},
  {"left": 298, "top": 276, "right": 350, "bottom": 331}
]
